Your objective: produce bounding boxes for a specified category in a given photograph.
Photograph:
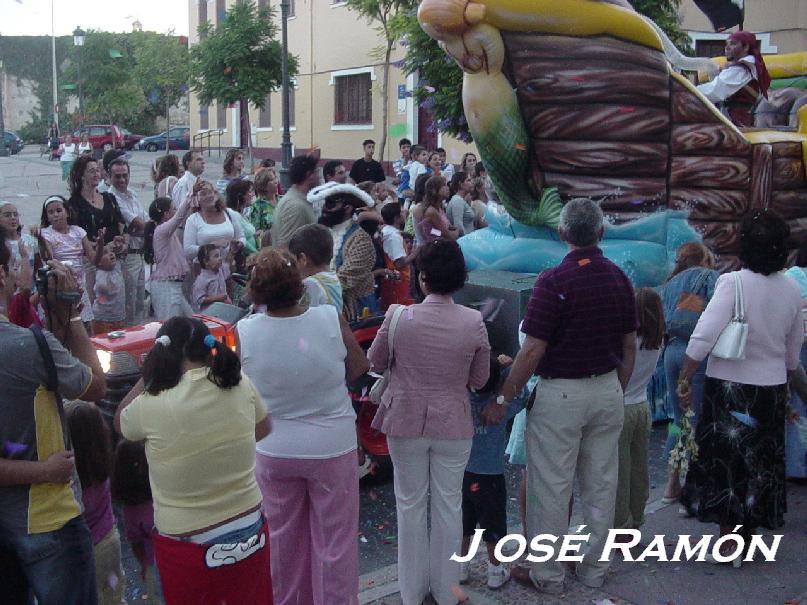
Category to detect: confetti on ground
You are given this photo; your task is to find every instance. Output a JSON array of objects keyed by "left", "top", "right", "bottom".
[
  {"left": 515, "top": 143, "right": 526, "bottom": 151},
  {"left": 592, "top": 599, "right": 617, "bottom": 605},
  {"left": 785, "top": 599, "right": 801, "bottom": 605},
  {"left": 451, "top": 585, "right": 468, "bottom": 602},
  {"left": 470, "top": 482, "right": 480, "bottom": 493}
]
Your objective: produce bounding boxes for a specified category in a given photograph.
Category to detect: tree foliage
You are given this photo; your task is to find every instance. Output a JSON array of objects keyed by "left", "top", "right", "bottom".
[
  {"left": 345, "top": 0, "right": 407, "bottom": 159},
  {"left": 189, "top": 0, "right": 295, "bottom": 110},
  {"left": 395, "top": 0, "right": 690, "bottom": 143}
]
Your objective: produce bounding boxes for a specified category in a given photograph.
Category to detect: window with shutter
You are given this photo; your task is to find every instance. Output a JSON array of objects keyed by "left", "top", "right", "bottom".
[{"left": 334, "top": 73, "right": 372, "bottom": 125}]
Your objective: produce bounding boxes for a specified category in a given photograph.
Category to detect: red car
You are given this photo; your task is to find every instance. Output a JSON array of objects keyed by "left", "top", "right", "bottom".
[{"left": 58, "top": 124, "right": 124, "bottom": 152}]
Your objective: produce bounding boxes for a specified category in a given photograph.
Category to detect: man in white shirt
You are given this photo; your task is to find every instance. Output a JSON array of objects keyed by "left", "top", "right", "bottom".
[
  {"left": 697, "top": 31, "right": 771, "bottom": 127},
  {"left": 108, "top": 158, "right": 147, "bottom": 325},
  {"left": 172, "top": 151, "right": 205, "bottom": 208}
]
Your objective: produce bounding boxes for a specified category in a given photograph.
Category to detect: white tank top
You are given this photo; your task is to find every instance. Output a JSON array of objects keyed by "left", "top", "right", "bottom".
[{"left": 237, "top": 305, "right": 357, "bottom": 459}]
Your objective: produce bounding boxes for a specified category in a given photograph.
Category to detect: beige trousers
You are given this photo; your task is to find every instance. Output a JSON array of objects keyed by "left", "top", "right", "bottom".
[
  {"left": 122, "top": 252, "right": 145, "bottom": 325},
  {"left": 93, "top": 526, "right": 126, "bottom": 605},
  {"left": 615, "top": 402, "right": 651, "bottom": 530},
  {"left": 388, "top": 436, "right": 472, "bottom": 605},
  {"left": 526, "top": 370, "right": 624, "bottom": 588}
]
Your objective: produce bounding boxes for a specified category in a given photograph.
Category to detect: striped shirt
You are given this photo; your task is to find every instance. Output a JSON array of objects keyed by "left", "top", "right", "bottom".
[{"left": 521, "top": 246, "right": 637, "bottom": 379}]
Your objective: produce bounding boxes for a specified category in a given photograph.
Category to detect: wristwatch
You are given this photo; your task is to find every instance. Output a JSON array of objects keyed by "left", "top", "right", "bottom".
[{"left": 495, "top": 395, "right": 507, "bottom": 406}]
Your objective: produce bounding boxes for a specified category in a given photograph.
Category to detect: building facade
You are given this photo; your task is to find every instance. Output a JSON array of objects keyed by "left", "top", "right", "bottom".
[{"left": 187, "top": 0, "right": 434, "bottom": 166}]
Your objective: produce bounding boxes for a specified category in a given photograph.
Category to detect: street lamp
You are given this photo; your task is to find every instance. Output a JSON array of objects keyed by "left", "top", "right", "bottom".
[
  {"left": 0, "top": 57, "right": 8, "bottom": 158},
  {"left": 279, "top": 0, "right": 293, "bottom": 189},
  {"left": 73, "top": 26, "right": 85, "bottom": 127}
]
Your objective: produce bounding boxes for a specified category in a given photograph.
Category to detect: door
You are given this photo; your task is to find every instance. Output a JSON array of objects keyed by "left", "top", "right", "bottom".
[{"left": 417, "top": 103, "right": 437, "bottom": 151}]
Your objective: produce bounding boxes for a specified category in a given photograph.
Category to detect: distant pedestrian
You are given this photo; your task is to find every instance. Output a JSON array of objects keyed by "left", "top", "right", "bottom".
[
  {"left": 171, "top": 151, "right": 205, "bottom": 208},
  {"left": 216, "top": 148, "right": 244, "bottom": 197},
  {"left": 59, "top": 133, "right": 78, "bottom": 181},
  {"left": 349, "top": 139, "right": 386, "bottom": 184}
]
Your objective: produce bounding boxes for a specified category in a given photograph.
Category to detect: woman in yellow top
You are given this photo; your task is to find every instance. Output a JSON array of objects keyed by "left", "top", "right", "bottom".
[{"left": 115, "top": 317, "right": 273, "bottom": 605}]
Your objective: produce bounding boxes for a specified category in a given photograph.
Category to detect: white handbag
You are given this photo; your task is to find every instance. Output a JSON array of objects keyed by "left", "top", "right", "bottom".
[
  {"left": 711, "top": 272, "right": 748, "bottom": 360},
  {"left": 368, "top": 305, "right": 406, "bottom": 404}
]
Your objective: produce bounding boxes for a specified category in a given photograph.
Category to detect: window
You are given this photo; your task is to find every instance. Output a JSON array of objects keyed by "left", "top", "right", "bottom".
[
  {"left": 288, "top": 0, "right": 295, "bottom": 18},
  {"left": 90, "top": 127, "right": 105, "bottom": 136},
  {"left": 200, "top": 105, "right": 209, "bottom": 129},
  {"left": 217, "top": 103, "right": 227, "bottom": 129},
  {"left": 216, "top": 0, "right": 226, "bottom": 23},
  {"left": 259, "top": 94, "right": 271, "bottom": 128},
  {"left": 334, "top": 73, "right": 372, "bottom": 125},
  {"left": 695, "top": 39, "right": 726, "bottom": 58}
]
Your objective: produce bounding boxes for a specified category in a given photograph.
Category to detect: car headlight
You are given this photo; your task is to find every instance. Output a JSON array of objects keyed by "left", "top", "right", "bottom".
[{"left": 96, "top": 349, "right": 112, "bottom": 374}]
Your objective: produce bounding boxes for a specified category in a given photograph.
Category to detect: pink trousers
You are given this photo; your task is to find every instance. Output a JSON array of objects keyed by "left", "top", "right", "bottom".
[{"left": 255, "top": 450, "right": 359, "bottom": 605}]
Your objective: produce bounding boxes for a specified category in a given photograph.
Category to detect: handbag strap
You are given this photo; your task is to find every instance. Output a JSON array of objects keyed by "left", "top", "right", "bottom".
[
  {"left": 732, "top": 272, "right": 745, "bottom": 321},
  {"left": 386, "top": 304, "right": 406, "bottom": 368}
]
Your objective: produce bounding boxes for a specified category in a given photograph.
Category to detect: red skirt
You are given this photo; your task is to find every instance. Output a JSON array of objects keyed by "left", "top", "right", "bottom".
[{"left": 153, "top": 517, "right": 273, "bottom": 605}]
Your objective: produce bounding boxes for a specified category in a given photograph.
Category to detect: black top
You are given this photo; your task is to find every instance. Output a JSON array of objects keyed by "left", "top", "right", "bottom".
[
  {"left": 349, "top": 158, "right": 386, "bottom": 184},
  {"left": 68, "top": 192, "right": 126, "bottom": 243}
]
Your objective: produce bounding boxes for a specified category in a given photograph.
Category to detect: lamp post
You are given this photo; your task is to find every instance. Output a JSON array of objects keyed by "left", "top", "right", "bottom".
[
  {"left": 73, "top": 26, "right": 85, "bottom": 127},
  {"left": 279, "top": 0, "right": 293, "bottom": 189},
  {"left": 0, "top": 57, "right": 8, "bottom": 158}
]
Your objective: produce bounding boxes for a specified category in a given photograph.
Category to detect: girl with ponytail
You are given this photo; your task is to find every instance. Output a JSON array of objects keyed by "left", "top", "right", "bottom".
[
  {"left": 147, "top": 196, "right": 194, "bottom": 320},
  {"left": 114, "top": 317, "right": 273, "bottom": 605}
]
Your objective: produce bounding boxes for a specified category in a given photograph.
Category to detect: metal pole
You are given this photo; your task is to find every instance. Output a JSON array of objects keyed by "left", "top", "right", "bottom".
[
  {"left": 51, "top": 0, "right": 58, "bottom": 130},
  {"left": 0, "top": 62, "right": 8, "bottom": 158},
  {"left": 279, "top": 0, "right": 293, "bottom": 190},
  {"left": 77, "top": 45, "right": 83, "bottom": 127}
]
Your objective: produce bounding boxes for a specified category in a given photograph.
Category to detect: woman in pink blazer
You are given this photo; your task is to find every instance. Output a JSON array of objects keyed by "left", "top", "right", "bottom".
[{"left": 369, "top": 239, "right": 490, "bottom": 605}]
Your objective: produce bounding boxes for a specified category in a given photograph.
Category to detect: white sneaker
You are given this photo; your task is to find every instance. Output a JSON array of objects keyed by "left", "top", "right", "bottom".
[
  {"left": 459, "top": 562, "right": 469, "bottom": 584},
  {"left": 487, "top": 562, "right": 510, "bottom": 589}
]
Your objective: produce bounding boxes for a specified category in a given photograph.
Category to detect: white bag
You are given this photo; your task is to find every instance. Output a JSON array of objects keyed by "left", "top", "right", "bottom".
[
  {"left": 368, "top": 305, "right": 406, "bottom": 404},
  {"left": 711, "top": 272, "right": 748, "bottom": 360}
]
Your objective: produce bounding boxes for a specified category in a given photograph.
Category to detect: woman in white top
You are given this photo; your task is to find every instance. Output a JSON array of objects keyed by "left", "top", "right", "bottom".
[
  {"left": 59, "top": 133, "right": 78, "bottom": 181},
  {"left": 678, "top": 210, "right": 803, "bottom": 564},
  {"left": 182, "top": 178, "right": 245, "bottom": 262},
  {"left": 78, "top": 132, "right": 93, "bottom": 156},
  {"left": 237, "top": 248, "right": 368, "bottom": 605}
]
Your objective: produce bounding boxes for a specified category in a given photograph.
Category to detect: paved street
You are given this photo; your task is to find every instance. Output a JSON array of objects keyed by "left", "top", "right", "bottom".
[{"left": 2, "top": 149, "right": 806, "bottom": 604}]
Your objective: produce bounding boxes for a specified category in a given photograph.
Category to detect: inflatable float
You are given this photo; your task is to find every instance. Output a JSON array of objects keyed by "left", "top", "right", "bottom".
[{"left": 418, "top": 0, "right": 807, "bottom": 284}]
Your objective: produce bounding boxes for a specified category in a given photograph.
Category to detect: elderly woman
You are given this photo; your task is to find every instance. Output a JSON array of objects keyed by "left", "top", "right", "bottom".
[
  {"left": 678, "top": 210, "right": 803, "bottom": 565},
  {"left": 183, "top": 179, "right": 245, "bottom": 262},
  {"left": 244, "top": 167, "right": 280, "bottom": 247},
  {"left": 238, "top": 248, "right": 368, "bottom": 605},
  {"left": 660, "top": 242, "right": 719, "bottom": 503},
  {"left": 115, "top": 317, "right": 272, "bottom": 604},
  {"left": 369, "top": 240, "right": 490, "bottom": 605}
]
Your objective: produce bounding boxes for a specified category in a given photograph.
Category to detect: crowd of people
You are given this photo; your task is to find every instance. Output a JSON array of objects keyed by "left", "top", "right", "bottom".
[{"left": 1, "top": 135, "right": 806, "bottom": 605}]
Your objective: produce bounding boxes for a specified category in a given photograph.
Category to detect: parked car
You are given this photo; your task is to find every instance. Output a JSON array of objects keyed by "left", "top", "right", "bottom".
[
  {"left": 121, "top": 128, "right": 145, "bottom": 150},
  {"left": 136, "top": 126, "right": 190, "bottom": 151},
  {"left": 1, "top": 131, "right": 24, "bottom": 154},
  {"left": 59, "top": 124, "right": 124, "bottom": 152}
]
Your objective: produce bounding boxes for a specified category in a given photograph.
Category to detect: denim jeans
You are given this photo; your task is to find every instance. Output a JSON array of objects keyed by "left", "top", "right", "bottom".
[
  {"left": 786, "top": 345, "right": 807, "bottom": 479},
  {"left": 663, "top": 338, "right": 707, "bottom": 460},
  {"left": 0, "top": 515, "right": 97, "bottom": 605}
]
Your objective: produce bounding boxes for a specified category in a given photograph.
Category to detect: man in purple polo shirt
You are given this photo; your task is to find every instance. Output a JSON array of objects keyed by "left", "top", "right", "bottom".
[{"left": 496, "top": 198, "right": 637, "bottom": 593}]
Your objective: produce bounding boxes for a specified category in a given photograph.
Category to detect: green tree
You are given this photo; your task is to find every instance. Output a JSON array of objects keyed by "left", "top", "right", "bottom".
[
  {"left": 345, "top": 0, "right": 406, "bottom": 161},
  {"left": 62, "top": 31, "right": 148, "bottom": 126},
  {"left": 133, "top": 32, "right": 191, "bottom": 149},
  {"left": 189, "top": 0, "right": 295, "bottom": 159},
  {"left": 395, "top": 0, "right": 690, "bottom": 143}
]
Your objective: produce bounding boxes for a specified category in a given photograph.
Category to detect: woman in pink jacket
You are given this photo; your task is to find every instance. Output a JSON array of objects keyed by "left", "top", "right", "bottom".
[{"left": 369, "top": 239, "right": 490, "bottom": 605}]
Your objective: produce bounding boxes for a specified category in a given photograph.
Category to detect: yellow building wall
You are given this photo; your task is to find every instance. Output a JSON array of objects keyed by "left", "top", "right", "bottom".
[{"left": 188, "top": 0, "right": 419, "bottom": 164}]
